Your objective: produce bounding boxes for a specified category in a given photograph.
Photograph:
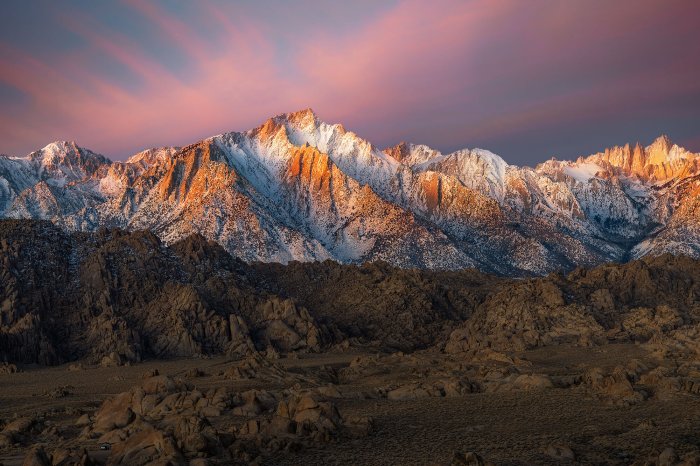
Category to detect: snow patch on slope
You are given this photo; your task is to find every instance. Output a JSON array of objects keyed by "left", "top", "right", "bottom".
[
  {"left": 414, "top": 148, "right": 509, "bottom": 201},
  {"left": 563, "top": 163, "right": 602, "bottom": 183}
]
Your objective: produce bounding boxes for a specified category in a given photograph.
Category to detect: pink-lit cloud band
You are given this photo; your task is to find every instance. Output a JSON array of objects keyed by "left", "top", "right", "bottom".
[{"left": 0, "top": 0, "right": 698, "bottom": 165}]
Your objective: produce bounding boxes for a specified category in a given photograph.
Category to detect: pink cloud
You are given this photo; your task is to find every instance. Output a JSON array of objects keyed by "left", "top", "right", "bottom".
[
  {"left": 0, "top": 4, "right": 293, "bottom": 157},
  {"left": 59, "top": 14, "right": 178, "bottom": 87},
  {"left": 123, "top": 0, "right": 211, "bottom": 63},
  {"left": 0, "top": 0, "right": 698, "bottom": 162},
  {"left": 295, "top": 0, "right": 511, "bottom": 119},
  {"left": 288, "top": 0, "right": 699, "bottom": 152}
]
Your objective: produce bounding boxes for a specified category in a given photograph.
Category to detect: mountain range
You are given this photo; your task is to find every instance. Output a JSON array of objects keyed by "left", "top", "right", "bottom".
[{"left": 1, "top": 108, "right": 698, "bottom": 275}]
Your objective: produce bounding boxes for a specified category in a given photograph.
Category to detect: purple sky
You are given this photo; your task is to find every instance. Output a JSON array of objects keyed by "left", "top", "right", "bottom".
[{"left": 1, "top": 0, "right": 699, "bottom": 166}]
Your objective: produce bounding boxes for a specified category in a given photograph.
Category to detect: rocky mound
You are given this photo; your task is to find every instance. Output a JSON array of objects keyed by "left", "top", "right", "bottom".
[
  {"left": 75, "top": 374, "right": 370, "bottom": 464},
  {"left": 0, "top": 220, "right": 334, "bottom": 366}
]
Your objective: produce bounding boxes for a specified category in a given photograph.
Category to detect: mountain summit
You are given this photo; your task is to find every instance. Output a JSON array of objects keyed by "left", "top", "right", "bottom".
[{"left": 1, "top": 111, "right": 699, "bottom": 275}]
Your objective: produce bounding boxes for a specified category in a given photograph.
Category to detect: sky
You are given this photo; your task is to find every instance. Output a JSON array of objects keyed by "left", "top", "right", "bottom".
[{"left": 0, "top": 0, "right": 699, "bottom": 166}]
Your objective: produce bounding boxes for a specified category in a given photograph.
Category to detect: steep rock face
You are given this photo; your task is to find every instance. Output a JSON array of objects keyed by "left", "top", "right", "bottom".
[
  {"left": 631, "top": 174, "right": 700, "bottom": 258},
  {"left": 0, "top": 142, "right": 110, "bottom": 219},
  {"left": 409, "top": 146, "right": 508, "bottom": 202},
  {"left": 0, "top": 221, "right": 333, "bottom": 365},
  {"left": 1, "top": 111, "right": 700, "bottom": 274},
  {"left": 0, "top": 220, "right": 69, "bottom": 364},
  {"left": 584, "top": 135, "right": 699, "bottom": 182},
  {"left": 27, "top": 141, "right": 109, "bottom": 179},
  {"left": 0, "top": 158, "right": 37, "bottom": 213}
]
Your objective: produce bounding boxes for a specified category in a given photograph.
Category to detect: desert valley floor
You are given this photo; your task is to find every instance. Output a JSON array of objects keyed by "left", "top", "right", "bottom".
[{"left": 2, "top": 344, "right": 700, "bottom": 465}]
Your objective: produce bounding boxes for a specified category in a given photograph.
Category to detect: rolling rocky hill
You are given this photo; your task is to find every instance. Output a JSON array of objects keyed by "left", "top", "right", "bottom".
[
  {"left": 1, "top": 109, "right": 698, "bottom": 275},
  {"left": 2, "top": 218, "right": 700, "bottom": 367}
]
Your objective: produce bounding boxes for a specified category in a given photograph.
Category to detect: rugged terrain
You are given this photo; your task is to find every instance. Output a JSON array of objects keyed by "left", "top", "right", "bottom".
[
  {"left": 2, "top": 220, "right": 700, "bottom": 464},
  {"left": 1, "top": 110, "right": 699, "bottom": 275}
]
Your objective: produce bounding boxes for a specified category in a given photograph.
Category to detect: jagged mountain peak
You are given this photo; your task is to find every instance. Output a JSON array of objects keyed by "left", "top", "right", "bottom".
[
  {"left": 383, "top": 141, "right": 410, "bottom": 162},
  {"left": 579, "top": 135, "right": 698, "bottom": 182},
  {"left": 644, "top": 134, "right": 691, "bottom": 165},
  {"left": 414, "top": 147, "right": 509, "bottom": 176},
  {"left": 126, "top": 147, "right": 179, "bottom": 167},
  {"left": 275, "top": 107, "right": 320, "bottom": 129},
  {"left": 3, "top": 111, "right": 700, "bottom": 276},
  {"left": 39, "top": 140, "right": 80, "bottom": 154},
  {"left": 29, "top": 140, "right": 109, "bottom": 163},
  {"left": 22, "top": 141, "right": 111, "bottom": 185},
  {"left": 649, "top": 134, "right": 673, "bottom": 152},
  {"left": 30, "top": 141, "right": 79, "bottom": 163},
  {"left": 246, "top": 110, "right": 397, "bottom": 178},
  {"left": 249, "top": 109, "right": 325, "bottom": 147},
  {"left": 384, "top": 142, "right": 439, "bottom": 166},
  {"left": 383, "top": 142, "right": 510, "bottom": 173}
]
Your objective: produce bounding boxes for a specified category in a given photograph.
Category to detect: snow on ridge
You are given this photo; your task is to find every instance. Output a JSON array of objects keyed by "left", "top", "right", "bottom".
[
  {"left": 409, "top": 146, "right": 509, "bottom": 201},
  {"left": 5, "top": 114, "right": 700, "bottom": 275},
  {"left": 563, "top": 162, "right": 602, "bottom": 183},
  {"left": 468, "top": 148, "right": 509, "bottom": 181},
  {"left": 126, "top": 147, "right": 179, "bottom": 166}
]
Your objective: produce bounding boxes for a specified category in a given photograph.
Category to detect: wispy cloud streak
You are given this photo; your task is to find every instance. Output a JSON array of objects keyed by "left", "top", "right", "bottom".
[{"left": 0, "top": 0, "right": 698, "bottom": 162}]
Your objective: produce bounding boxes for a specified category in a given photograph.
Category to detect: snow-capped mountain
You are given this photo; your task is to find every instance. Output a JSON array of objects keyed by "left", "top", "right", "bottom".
[{"left": 1, "top": 109, "right": 698, "bottom": 275}]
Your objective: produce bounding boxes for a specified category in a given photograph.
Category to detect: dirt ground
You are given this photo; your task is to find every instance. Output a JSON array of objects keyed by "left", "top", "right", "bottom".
[{"left": 1, "top": 343, "right": 699, "bottom": 465}]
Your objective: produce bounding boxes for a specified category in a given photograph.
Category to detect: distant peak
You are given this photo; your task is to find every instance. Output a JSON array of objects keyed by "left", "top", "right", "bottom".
[
  {"left": 27, "top": 140, "right": 111, "bottom": 170},
  {"left": 290, "top": 107, "right": 316, "bottom": 117},
  {"left": 649, "top": 134, "right": 673, "bottom": 151},
  {"left": 261, "top": 109, "right": 321, "bottom": 141},
  {"left": 31, "top": 141, "right": 80, "bottom": 161},
  {"left": 383, "top": 142, "right": 412, "bottom": 163},
  {"left": 384, "top": 141, "right": 412, "bottom": 153},
  {"left": 281, "top": 108, "right": 319, "bottom": 126},
  {"left": 383, "top": 142, "right": 445, "bottom": 166},
  {"left": 126, "top": 147, "right": 179, "bottom": 165},
  {"left": 41, "top": 140, "right": 78, "bottom": 152}
]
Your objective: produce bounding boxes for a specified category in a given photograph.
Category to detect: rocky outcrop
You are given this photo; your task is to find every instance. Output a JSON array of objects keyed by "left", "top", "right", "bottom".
[
  {"left": 4, "top": 220, "right": 700, "bottom": 369},
  {"left": 0, "top": 220, "right": 334, "bottom": 365},
  {"left": 250, "top": 259, "right": 498, "bottom": 352},
  {"left": 445, "top": 280, "right": 605, "bottom": 353},
  {"left": 78, "top": 375, "right": 370, "bottom": 464}
]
